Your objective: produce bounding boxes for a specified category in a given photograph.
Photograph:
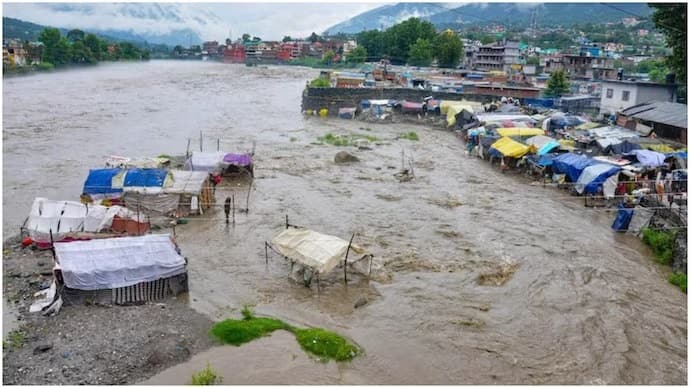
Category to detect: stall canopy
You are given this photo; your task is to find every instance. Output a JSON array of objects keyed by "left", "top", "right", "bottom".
[
  {"left": 183, "top": 152, "right": 226, "bottom": 172},
  {"left": 625, "top": 149, "right": 667, "bottom": 168},
  {"left": 496, "top": 127, "right": 545, "bottom": 137},
  {"left": 223, "top": 153, "right": 252, "bottom": 167},
  {"left": 552, "top": 153, "right": 597, "bottom": 182},
  {"left": 165, "top": 170, "right": 209, "bottom": 195},
  {"left": 271, "top": 228, "right": 369, "bottom": 274},
  {"left": 122, "top": 168, "right": 169, "bottom": 192},
  {"left": 525, "top": 135, "right": 560, "bottom": 155},
  {"left": 489, "top": 137, "right": 533, "bottom": 158},
  {"left": 25, "top": 198, "right": 143, "bottom": 243},
  {"left": 54, "top": 234, "right": 186, "bottom": 291},
  {"left": 575, "top": 163, "right": 621, "bottom": 195},
  {"left": 83, "top": 168, "right": 123, "bottom": 196},
  {"left": 400, "top": 100, "right": 424, "bottom": 113}
]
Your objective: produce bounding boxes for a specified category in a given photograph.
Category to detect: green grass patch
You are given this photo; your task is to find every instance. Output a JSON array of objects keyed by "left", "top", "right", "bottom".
[
  {"left": 293, "top": 328, "right": 360, "bottom": 362},
  {"left": 190, "top": 362, "right": 223, "bottom": 385},
  {"left": 309, "top": 77, "right": 331, "bottom": 87},
  {"left": 641, "top": 228, "right": 676, "bottom": 266},
  {"left": 317, "top": 133, "right": 378, "bottom": 147},
  {"left": 210, "top": 316, "right": 288, "bottom": 346},
  {"left": 669, "top": 272, "right": 687, "bottom": 293},
  {"left": 399, "top": 132, "right": 419, "bottom": 141},
  {"left": 209, "top": 306, "right": 360, "bottom": 362},
  {"left": 5, "top": 329, "right": 25, "bottom": 350}
]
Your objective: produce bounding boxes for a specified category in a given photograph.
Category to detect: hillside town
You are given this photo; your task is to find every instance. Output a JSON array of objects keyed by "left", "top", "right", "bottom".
[{"left": 2, "top": 2, "right": 687, "bottom": 386}]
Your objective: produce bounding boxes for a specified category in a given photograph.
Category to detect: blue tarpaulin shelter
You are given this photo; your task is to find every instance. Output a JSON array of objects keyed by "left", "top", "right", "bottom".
[
  {"left": 612, "top": 204, "right": 634, "bottom": 232},
  {"left": 624, "top": 150, "right": 667, "bottom": 168},
  {"left": 83, "top": 168, "right": 122, "bottom": 195},
  {"left": 575, "top": 163, "right": 621, "bottom": 194},
  {"left": 552, "top": 153, "right": 597, "bottom": 182},
  {"left": 123, "top": 168, "right": 168, "bottom": 188}
]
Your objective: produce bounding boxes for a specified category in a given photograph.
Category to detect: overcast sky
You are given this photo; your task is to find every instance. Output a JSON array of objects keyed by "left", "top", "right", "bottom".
[{"left": 2, "top": 2, "right": 387, "bottom": 41}]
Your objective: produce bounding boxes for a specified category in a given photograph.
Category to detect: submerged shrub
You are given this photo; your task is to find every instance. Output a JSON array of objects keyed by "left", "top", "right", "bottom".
[
  {"left": 293, "top": 327, "right": 360, "bottom": 362},
  {"left": 190, "top": 362, "right": 222, "bottom": 385}
]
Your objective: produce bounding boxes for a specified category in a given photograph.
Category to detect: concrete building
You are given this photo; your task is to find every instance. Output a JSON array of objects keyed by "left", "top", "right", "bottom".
[
  {"left": 473, "top": 41, "right": 520, "bottom": 72},
  {"left": 562, "top": 54, "right": 616, "bottom": 80},
  {"left": 599, "top": 79, "right": 678, "bottom": 115}
]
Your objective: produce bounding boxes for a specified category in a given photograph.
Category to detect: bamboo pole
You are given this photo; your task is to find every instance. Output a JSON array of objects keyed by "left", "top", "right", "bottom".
[{"left": 344, "top": 233, "right": 355, "bottom": 283}]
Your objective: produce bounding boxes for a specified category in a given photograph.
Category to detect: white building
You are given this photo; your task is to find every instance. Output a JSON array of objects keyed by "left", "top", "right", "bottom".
[{"left": 599, "top": 80, "right": 678, "bottom": 115}]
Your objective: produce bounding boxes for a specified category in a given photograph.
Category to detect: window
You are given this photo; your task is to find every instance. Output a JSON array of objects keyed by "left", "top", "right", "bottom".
[
  {"left": 622, "top": 90, "right": 630, "bottom": 101},
  {"left": 606, "top": 88, "right": 614, "bottom": 99}
]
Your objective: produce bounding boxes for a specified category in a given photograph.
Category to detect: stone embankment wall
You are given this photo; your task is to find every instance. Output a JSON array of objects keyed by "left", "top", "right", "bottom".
[{"left": 301, "top": 87, "right": 497, "bottom": 116}]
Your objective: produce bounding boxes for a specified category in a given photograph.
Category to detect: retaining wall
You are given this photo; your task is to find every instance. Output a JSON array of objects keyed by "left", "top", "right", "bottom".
[{"left": 301, "top": 87, "right": 498, "bottom": 116}]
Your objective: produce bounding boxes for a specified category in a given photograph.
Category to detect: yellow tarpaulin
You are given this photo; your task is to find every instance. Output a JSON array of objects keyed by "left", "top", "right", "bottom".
[
  {"left": 558, "top": 139, "right": 577, "bottom": 151},
  {"left": 490, "top": 137, "right": 533, "bottom": 158},
  {"left": 645, "top": 143, "right": 676, "bottom": 153},
  {"left": 575, "top": 122, "right": 603, "bottom": 130},
  {"left": 445, "top": 104, "right": 475, "bottom": 127},
  {"left": 496, "top": 127, "right": 545, "bottom": 137},
  {"left": 440, "top": 100, "right": 477, "bottom": 115}
]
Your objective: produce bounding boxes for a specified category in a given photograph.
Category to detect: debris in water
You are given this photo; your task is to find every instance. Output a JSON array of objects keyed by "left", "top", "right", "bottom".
[
  {"left": 478, "top": 260, "right": 519, "bottom": 286},
  {"left": 334, "top": 151, "right": 360, "bottom": 164}
]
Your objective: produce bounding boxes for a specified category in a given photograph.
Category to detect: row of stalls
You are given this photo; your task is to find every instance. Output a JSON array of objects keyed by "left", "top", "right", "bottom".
[
  {"left": 26, "top": 149, "right": 256, "bottom": 314},
  {"left": 452, "top": 108, "right": 687, "bottom": 219}
]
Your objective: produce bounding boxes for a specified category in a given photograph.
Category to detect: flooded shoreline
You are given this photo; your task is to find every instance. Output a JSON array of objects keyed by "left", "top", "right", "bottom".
[{"left": 3, "top": 61, "right": 686, "bottom": 384}]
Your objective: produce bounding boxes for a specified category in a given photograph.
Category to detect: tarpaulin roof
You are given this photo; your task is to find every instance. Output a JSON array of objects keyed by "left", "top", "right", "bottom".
[
  {"left": 165, "top": 170, "right": 209, "bottom": 195},
  {"left": 476, "top": 114, "right": 533, "bottom": 123},
  {"left": 440, "top": 100, "right": 477, "bottom": 115},
  {"left": 552, "top": 153, "right": 597, "bottom": 182},
  {"left": 625, "top": 149, "right": 667, "bottom": 168},
  {"left": 25, "top": 198, "right": 141, "bottom": 243},
  {"left": 489, "top": 137, "right": 532, "bottom": 158},
  {"left": 575, "top": 122, "right": 603, "bottom": 130},
  {"left": 575, "top": 163, "right": 621, "bottom": 195},
  {"left": 183, "top": 152, "right": 226, "bottom": 172},
  {"left": 223, "top": 153, "right": 252, "bottom": 167},
  {"left": 83, "top": 168, "right": 123, "bottom": 195},
  {"left": 446, "top": 105, "right": 475, "bottom": 127},
  {"left": 620, "top": 101, "right": 687, "bottom": 129},
  {"left": 401, "top": 101, "right": 424, "bottom": 111},
  {"left": 271, "top": 228, "right": 369, "bottom": 274},
  {"left": 525, "top": 135, "right": 560, "bottom": 155},
  {"left": 497, "top": 127, "right": 545, "bottom": 137},
  {"left": 588, "top": 126, "right": 639, "bottom": 140},
  {"left": 55, "top": 234, "right": 186, "bottom": 291},
  {"left": 123, "top": 168, "right": 168, "bottom": 188}
]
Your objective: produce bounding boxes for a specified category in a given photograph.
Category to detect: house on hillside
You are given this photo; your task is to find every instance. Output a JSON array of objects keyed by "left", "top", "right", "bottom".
[{"left": 600, "top": 79, "right": 678, "bottom": 115}]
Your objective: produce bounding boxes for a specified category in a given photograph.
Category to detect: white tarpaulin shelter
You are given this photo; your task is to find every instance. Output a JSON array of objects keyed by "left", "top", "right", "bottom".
[
  {"left": 25, "top": 198, "right": 142, "bottom": 243},
  {"left": 54, "top": 234, "right": 186, "bottom": 291},
  {"left": 165, "top": 170, "right": 209, "bottom": 194},
  {"left": 271, "top": 228, "right": 369, "bottom": 274},
  {"left": 183, "top": 152, "right": 226, "bottom": 172}
]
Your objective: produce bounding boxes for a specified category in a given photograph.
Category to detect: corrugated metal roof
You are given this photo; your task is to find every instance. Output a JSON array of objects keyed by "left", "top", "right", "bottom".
[{"left": 620, "top": 101, "right": 687, "bottom": 129}]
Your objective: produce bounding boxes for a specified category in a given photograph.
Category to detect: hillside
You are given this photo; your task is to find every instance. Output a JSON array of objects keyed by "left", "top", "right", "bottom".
[{"left": 324, "top": 2, "right": 654, "bottom": 34}]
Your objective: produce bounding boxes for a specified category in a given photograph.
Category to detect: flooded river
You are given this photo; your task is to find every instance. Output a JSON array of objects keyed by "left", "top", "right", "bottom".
[{"left": 3, "top": 61, "right": 686, "bottom": 384}]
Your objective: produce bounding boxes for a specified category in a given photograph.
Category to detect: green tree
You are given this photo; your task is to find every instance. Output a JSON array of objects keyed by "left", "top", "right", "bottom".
[
  {"left": 434, "top": 29, "right": 463, "bottom": 68},
  {"left": 347, "top": 45, "right": 367, "bottom": 64},
  {"left": 83, "top": 33, "right": 102, "bottom": 60},
  {"left": 69, "top": 40, "right": 96, "bottom": 64},
  {"left": 407, "top": 38, "right": 433, "bottom": 67},
  {"left": 38, "top": 27, "right": 62, "bottom": 65},
  {"left": 321, "top": 49, "right": 336, "bottom": 65},
  {"left": 242, "top": 33, "right": 251, "bottom": 42},
  {"left": 650, "top": 3, "right": 686, "bottom": 84},
  {"left": 309, "top": 32, "right": 320, "bottom": 43},
  {"left": 356, "top": 29, "right": 387, "bottom": 61},
  {"left": 543, "top": 70, "right": 571, "bottom": 97},
  {"left": 526, "top": 56, "right": 540, "bottom": 65},
  {"left": 385, "top": 18, "right": 437, "bottom": 64},
  {"left": 66, "top": 29, "right": 85, "bottom": 43},
  {"left": 282, "top": 35, "right": 292, "bottom": 43}
]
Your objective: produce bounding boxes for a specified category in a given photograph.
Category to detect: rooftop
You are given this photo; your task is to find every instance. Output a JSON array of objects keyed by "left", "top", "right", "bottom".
[
  {"left": 620, "top": 101, "right": 688, "bottom": 129},
  {"left": 601, "top": 79, "right": 679, "bottom": 88}
]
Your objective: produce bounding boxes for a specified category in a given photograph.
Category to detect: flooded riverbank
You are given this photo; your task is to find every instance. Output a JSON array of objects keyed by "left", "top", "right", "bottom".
[{"left": 3, "top": 60, "right": 686, "bottom": 384}]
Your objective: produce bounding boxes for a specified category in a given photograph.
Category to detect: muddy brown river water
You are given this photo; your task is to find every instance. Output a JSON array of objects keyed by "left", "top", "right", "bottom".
[{"left": 3, "top": 61, "right": 687, "bottom": 384}]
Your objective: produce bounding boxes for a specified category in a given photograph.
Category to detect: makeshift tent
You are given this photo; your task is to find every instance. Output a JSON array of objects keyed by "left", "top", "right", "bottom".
[
  {"left": 625, "top": 150, "right": 667, "bottom": 168},
  {"left": 270, "top": 228, "right": 370, "bottom": 275},
  {"left": 603, "top": 140, "right": 641, "bottom": 155},
  {"left": 576, "top": 122, "right": 604, "bottom": 130},
  {"left": 549, "top": 113, "right": 585, "bottom": 129},
  {"left": 338, "top": 107, "right": 356, "bottom": 119},
  {"left": 400, "top": 100, "right": 424, "bottom": 114},
  {"left": 575, "top": 163, "right": 621, "bottom": 194},
  {"left": 447, "top": 107, "right": 478, "bottom": 129},
  {"left": 222, "top": 153, "right": 254, "bottom": 177},
  {"left": 105, "top": 156, "right": 170, "bottom": 169},
  {"left": 122, "top": 168, "right": 170, "bottom": 194},
  {"left": 525, "top": 135, "right": 560, "bottom": 155},
  {"left": 440, "top": 100, "right": 479, "bottom": 115},
  {"left": 82, "top": 168, "right": 123, "bottom": 200},
  {"left": 165, "top": 170, "right": 215, "bottom": 216},
  {"left": 496, "top": 127, "right": 545, "bottom": 137},
  {"left": 552, "top": 153, "right": 597, "bottom": 182},
  {"left": 488, "top": 137, "right": 532, "bottom": 158},
  {"left": 183, "top": 152, "right": 226, "bottom": 172},
  {"left": 612, "top": 205, "right": 634, "bottom": 232},
  {"left": 476, "top": 114, "right": 533, "bottom": 123},
  {"left": 24, "top": 198, "right": 147, "bottom": 244},
  {"left": 54, "top": 234, "right": 186, "bottom": 292}
]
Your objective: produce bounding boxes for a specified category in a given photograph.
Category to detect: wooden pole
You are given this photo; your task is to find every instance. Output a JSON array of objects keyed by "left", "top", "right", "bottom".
[
  {"left": 285, "top": 214, "right": 289, "bottom": 229},
  {"left": 200, "top": 131, "right": 203, "bottom": 152},
  {"left": 217, "top": 138, "right": 220, "bottom": 152},
  {"left": 136, "top": 201, "right": 141, "bottom": 235},
  {"left": 344, "top": 233, "right": 355, "bottom": 283},
  {"left": 245, "top": 179, "right": 252, "bottom": 212},
  {"left": 265, "top": 242, "right": 268, "bottom": 264},
  {"left": 186, "top": 138, "right": 191, "bottom": 159},
  {"left": 232, "top": 194, "right": 235, "bottom": 225},
  {"left": 49, "top": 229, "right": 57, "bottom": 263}
]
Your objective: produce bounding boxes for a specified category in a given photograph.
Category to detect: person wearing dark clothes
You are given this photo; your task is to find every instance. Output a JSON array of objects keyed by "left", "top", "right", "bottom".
[{"left": 224, "top": 196, "right": 232, "bottom": 224}]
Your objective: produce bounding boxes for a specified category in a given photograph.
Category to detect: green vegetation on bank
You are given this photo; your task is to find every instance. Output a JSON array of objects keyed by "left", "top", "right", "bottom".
[
  {"left": 209, "top": 306, "right": 360, "bottom": 362},
  {"left": 317, "top": 133, "right": 378, "bottom": 146},
  {"left": 641, "top": 227, "right": 676, "bottom": 266},
  {"left": 399, "top": 132, "right": 419, "bottom": 141},
  {"left": 190, "top": 363, "right": 223, "bottom": 385},
  {"left": 668, "top": 272, "right": 687, "bottom": 293}
]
